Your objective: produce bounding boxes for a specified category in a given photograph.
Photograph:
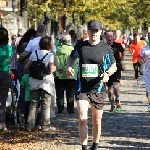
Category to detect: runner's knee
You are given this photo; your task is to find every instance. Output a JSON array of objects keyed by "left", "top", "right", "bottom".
[
  {"left": 79, "top": 116, "right": 87, "bottom": 125},
  {"left": 113, "top": 83, "right": 120, "bottom": 90},
  {"left": 108, "top": 91, "right": 114, "bottom": 100}
]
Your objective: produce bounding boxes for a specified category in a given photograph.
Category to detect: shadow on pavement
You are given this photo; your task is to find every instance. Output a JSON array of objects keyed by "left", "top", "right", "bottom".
[{"left": 1, "top": 105, "right": 150, "bottom": 149}]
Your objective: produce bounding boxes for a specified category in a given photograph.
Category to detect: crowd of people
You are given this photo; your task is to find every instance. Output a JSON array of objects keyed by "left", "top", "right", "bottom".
[{"left": 0, "top": 20, "right": 150, "bottom": 150}]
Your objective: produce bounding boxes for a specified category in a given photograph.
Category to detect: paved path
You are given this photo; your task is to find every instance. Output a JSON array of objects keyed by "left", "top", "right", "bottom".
[{"left": 1, "top": 51, "right": 150, "bottom": 150}]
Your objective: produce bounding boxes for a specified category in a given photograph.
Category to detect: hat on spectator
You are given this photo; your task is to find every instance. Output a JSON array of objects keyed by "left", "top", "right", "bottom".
[{"left": 88, "top": 20, "right": 103, "bottom": 30}]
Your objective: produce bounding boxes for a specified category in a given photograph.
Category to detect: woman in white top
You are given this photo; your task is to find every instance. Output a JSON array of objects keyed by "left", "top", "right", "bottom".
[
  {"left": 140, "top": 33, "right": 150, "bottom": 112},
  {"left": 24, "top": 37, "right": 56, "bottom": 131}
]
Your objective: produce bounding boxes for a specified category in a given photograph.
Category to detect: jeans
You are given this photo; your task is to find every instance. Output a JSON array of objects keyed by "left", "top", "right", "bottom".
[
  {"left": 50, "top": 95, "right": 56, "bottom": 118},
  {"left": 17, "top": 63, "right": 25, "bottom": 115},
  {"left": 24, "top": 101, "right": 42, "bottom": 128},
  {"left": 0, "top": 72, "right": 10, "bottom": 129},
  {"left": 27, "top": 89, "right": 51, "bottom": 130}
]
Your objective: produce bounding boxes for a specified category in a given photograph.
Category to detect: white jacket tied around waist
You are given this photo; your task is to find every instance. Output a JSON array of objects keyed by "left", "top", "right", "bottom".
[
  {"left": 29, "top": 73, "right": 56, "bottom": 97},
  {"left": 29, "top": 49, "right": 56, "bottom": 96}
]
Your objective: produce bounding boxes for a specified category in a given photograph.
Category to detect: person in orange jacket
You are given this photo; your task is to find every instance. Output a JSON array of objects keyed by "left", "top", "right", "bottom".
[{"left": 130, "top": 33, "right": 147, "bottom": 86}]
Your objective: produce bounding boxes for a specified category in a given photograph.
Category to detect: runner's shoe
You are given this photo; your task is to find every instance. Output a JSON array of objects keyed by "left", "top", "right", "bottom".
[
  {"left": 148, "top": 105, "right": 150, "bottom": 112},
  {"left": 137, "top": 81, "right": 141, "bottom": 87},
  {"left": 90, "top": 145, "right": 98, "bottom": 150},
  {"left": 116, "top": 102, "right": 122, "bottom": 111},
  {"left": 109, "top": 106, "right": 115, "bottom": 113}
]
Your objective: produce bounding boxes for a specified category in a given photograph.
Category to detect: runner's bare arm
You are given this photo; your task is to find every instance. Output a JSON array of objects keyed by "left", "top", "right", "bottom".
[
  {"left": 102, "top": 63, "right": 117, "bottom": 82},
  {"left": 144, "top": 41, "right": 147, "bottom": 46},
  {"left": 18, "top": 50, "right": 30, "bottom": 61},
  {"left": 121, "top": 44, "right": 125, "bottom": 49},
  {"left": 24, "top": 59, "right": 32, "bottom": 73},
  {"left": 49, "top": 63, "right": 56, "bottom": 73},
  {"left": 106, "top": 63, "right": 117, "bottom": 76},
  {"left": 122, "top": 51, "right": 125, "bottom": 61}
]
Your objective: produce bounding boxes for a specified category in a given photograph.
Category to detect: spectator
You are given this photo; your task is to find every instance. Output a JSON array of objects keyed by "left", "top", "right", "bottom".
[
  {"left": 0, "top": 27, "right": 13, "bottom": 131},
  {"left": 55, "top": 34, "right": 78, "bottom": 113},
  {"left": 10, "top": 35, "right": 18, "bottom": 84},
  {"left": 24, "top": 37, "right": 56, "bottom": 131},
  {"left": 17, "top": 28, "right": 37, "bottom": 119}
]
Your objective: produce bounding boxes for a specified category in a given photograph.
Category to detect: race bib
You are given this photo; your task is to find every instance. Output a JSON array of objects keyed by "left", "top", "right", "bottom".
[{"left": 82, "top": 64, "right": 98, "bottom": 77}]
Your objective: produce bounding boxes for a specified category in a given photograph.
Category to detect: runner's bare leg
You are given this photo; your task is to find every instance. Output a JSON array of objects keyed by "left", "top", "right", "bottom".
[
  {"left": 77, "top": 100, "right": 89, "bottom": 145},
  {"left": 91, "top": 103, "right": 103, "bottom": 143}
]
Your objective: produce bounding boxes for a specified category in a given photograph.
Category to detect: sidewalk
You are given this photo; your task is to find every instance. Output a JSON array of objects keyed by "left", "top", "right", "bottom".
[{"left": 1, "top": 63, "right": 150, "bottom": 150}]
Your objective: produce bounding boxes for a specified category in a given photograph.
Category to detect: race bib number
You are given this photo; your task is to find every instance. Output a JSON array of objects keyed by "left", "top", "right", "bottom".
[{"left": 82, "top": 64, "right": 98, "bottom": 77}]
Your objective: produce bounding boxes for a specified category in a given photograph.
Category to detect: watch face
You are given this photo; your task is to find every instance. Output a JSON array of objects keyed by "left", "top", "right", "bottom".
[{"left": 106, "top": 71, "right": 110, "bottom": 76}]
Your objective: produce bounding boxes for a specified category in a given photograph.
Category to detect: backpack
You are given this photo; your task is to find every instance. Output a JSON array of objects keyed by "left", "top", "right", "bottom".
[{"left": 30, "top": 50, "right": 49, "bottom": 80}]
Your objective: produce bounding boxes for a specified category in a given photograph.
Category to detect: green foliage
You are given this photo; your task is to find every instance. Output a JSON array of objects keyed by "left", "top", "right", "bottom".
[{"left": 24, "top": 0, "right": 150, "bottom": 29}]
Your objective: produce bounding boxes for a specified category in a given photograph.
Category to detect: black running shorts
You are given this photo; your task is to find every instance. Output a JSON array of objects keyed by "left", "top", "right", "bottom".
[
  {"left": 106, "top": 69, "right": 121, "bottom": 87},
  {"left": 77, "top": 92, "right": 106, "bottom": 110}
]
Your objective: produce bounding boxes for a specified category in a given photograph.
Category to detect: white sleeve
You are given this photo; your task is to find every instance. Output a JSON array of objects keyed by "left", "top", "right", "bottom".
[
  {"left": 51, "top": 44, "right": 56, "bottom": 53},
  {"left": 49, "top": 54, "right": 54, "bottom": 63},
  {"left": 25, "top": 40, "right": 32, "bottom": 52}
]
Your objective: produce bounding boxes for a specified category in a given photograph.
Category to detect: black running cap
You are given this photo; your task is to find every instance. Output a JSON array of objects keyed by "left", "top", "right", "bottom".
[{"left": 88, "top": 20, "right": 103, "bottom": 30}]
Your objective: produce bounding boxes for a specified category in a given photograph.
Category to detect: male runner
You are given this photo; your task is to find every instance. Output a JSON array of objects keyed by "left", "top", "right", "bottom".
[
  {"left": 66, "top": 20, "right": 117, "bottom": 150},
  {"left": 105, "top": 30, "right": 125, "bottom": 113}
]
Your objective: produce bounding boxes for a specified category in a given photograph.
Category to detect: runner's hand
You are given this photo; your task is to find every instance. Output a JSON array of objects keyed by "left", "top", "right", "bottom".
[
  {"left": 131, "top": 50, "right": 135, "bottom": 55},
  {"left": 66, "top": 67, "right": 75, "bottom": 77},
  {"left": 121, "top": 44, "right": 125, "bottom": 49},
  {"left": 102, "top": 72, "right": 109, "bottom": 82}
]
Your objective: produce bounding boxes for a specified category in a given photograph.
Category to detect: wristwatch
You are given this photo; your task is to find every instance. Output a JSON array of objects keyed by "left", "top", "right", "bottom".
[{"left": 105, "top": 71, "right": 110, "bottom": 76}]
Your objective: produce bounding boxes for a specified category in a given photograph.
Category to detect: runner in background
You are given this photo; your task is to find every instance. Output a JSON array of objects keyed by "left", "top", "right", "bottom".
[
  {"left": 105, "top": 30, "right": 125, "bottom": 113},
  {"left": 130, "top": 33, "right": 147, "bottom": 87},
  {"left": 114, "top": 30, "right": 125, "bottom": 86},
  {"left": 140, "top": 32, "right": 150, "bottom": 112},
  {"left": 122, "top": 33, "right": 127, "bottom": 46},
  {"left": 145, "top": 32, "right": 149, "bottom": 45},
  {"left": 114, "top": 30, "right": 125, "bottom": 49},
  {"left": 126, "top": 33, "right": 133, "bottom": 47}
]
